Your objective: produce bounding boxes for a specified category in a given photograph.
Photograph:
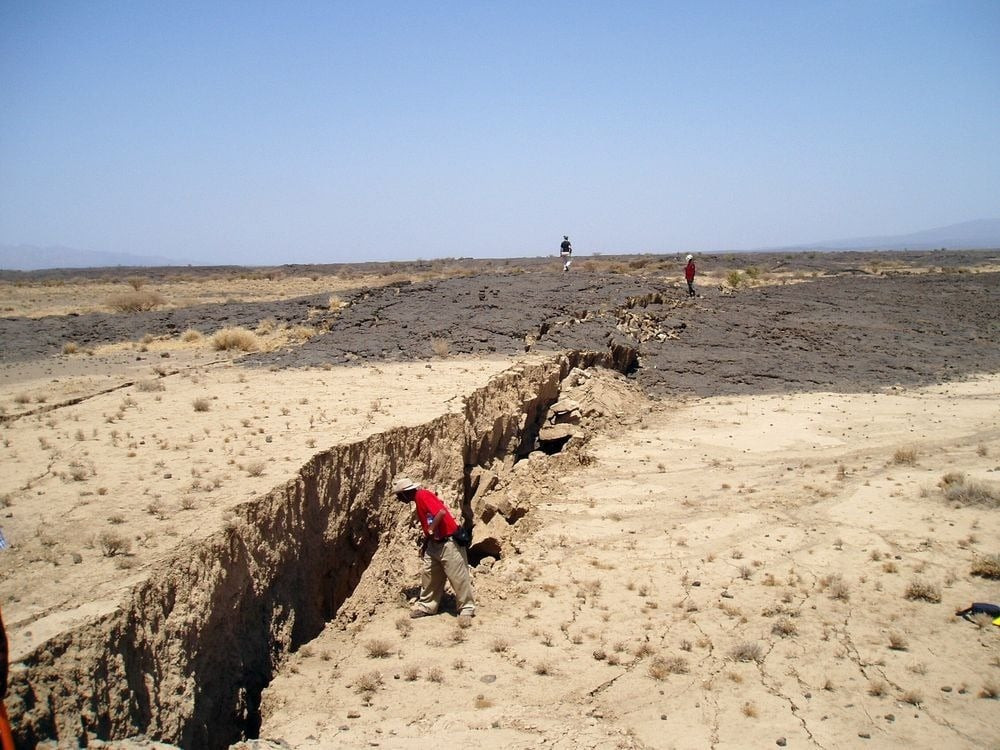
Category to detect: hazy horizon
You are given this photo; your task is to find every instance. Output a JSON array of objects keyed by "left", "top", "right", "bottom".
[{"left": 2, "top": 2, "right": 999, "bottom": 265}]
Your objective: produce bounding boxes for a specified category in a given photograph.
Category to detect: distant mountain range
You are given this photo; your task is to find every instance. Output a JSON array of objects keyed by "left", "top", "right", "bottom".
[
  {"left": 0, "top": 244, "right": 184, "bottom": 271},
  {"left": 782, "top": 218, "right": 1000, "bottom": 252}
]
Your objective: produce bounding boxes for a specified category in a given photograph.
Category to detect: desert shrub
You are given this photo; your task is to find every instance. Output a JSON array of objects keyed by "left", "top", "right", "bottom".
[
  {"left": 904, "top": 579, "right": 941, "bottom": 603},
  {"left": 364, "top": 639, "right": 393, "bottom": 658},
  {"left": 648, "top": 656, "right": 688, "bottom": 679},
  {"left": 212, "top": 327, "right": 260, "bottom": 352},
  {"left": 888, "top": 631, "right": 908, "bottom": 650},
  {"left": 900, "top": 689, "right": 922, "bottom": 706},
  {"left": 286, "top": 325, "right": 317, "bottom": 341},
  {"left": 126, "top": 276, "right": 147, "bottom": 291},
  {"left": 192, "top": 397, "right": 211, "bottom": 412},
  {"left": 98, "top": 530, "right": 130, "bottom": 557},
  {"left": 353, "top": 671, "right": 383, "bottom": 694},
  {"left": 329, "top": 295, "right": 346, "bottom": 310},
  {"left": 892, "top": 447, "right": 918, "bottom": 465},
  {"left": 427, "top": 667, "right": 444, "bottom": 683},
  {"left": 729, "top": 641, "right": 763, "bottom": 663},
  {"left": 868, "top": 680, "right": 887, "bottom": 696},
  {"left": 771, "top": 618, "right": 797, "bottom": 637},
  {"left": 181, "top": 328, "right": 203, "bottom": 342},
  {"left": 943, "top": 476, "right": 999, "bottom": 508},
  {"left": 726, "top": 271, "right": 743, "bottom": 288},
  {"left": 106, "top": 290, "right": 165, "bottom": 312},
  {"left": 744, "top": 266, "right": 761, "bottom": 280},
  {"left": 136, "top": 378, "right": 165, "bottom": 392},
  {"left": 62, "top": 341, "right": 79, "bottom": 354},
  {"left": 970, "top": 554, "right": 1000, "bottom": 579},
  {"left": 431, "top": 337, "right": 450, "bottom": 357},
  {"left": 245, "top": 461, "right": 266, "bottom": 477}
]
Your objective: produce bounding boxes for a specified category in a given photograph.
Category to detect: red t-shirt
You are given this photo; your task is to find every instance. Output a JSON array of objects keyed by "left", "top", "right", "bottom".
[
  {"left": 685, "top": 261, "right": 696, "bottom": 282},
  {"left": 413, "top": 488, "right": 459, "bottom": 540}
]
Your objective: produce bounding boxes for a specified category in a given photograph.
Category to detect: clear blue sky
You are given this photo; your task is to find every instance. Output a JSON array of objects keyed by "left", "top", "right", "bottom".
[{"left": 2, "top": 1, "right": 998, "bottom": 264}]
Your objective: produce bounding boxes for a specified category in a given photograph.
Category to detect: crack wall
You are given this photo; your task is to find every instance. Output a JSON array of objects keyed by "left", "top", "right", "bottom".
[{"left": 7, "top": 348, "right": 634, "bottom": 748}]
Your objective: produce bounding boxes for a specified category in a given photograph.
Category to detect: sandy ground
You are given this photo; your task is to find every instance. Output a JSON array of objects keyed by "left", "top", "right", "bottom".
[
  {"left": 0, "top": 350, "right": 524, "bottom": 662},
  {"left": 257, "top": 375, "right": 1000, "bottom": 749}
]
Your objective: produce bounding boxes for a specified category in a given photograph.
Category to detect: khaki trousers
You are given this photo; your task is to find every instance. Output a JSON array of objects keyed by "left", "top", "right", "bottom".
[{"left": 416, "top": 538, "right": 475, "bottom": 615}]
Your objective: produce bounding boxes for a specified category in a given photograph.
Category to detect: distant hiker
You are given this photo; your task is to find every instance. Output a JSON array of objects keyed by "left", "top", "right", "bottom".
[
  {"left": 393, "top": 477, "right": 476, "bottom": 619},
  {"left": 684, "top": 254, "right": 697, "bottom": 297},
  {"left": 560, "top": 235, "right": 573, "bottom": 271}
]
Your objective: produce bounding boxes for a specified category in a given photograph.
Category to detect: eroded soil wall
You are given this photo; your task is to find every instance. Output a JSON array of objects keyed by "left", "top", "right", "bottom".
[{"left": 8, "top": 351, "right": 624, "bottom": 748}]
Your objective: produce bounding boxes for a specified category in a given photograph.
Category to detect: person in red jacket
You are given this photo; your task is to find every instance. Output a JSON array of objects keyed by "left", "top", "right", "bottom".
[
  {"left": 394, "top": 478, "right": 476, "bottom": 619},
  {"left": 684, "top": 254, "right": 697, "bottom": 297}
]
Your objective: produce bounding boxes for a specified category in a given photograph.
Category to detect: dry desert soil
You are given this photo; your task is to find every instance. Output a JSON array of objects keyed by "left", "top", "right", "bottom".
[{"left": 1, "top": 250, "right": 999, "bottom": 749}]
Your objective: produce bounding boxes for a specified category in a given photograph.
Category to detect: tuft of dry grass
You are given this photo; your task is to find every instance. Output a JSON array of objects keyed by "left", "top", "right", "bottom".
[
  {"left": 245, "top": 461, "right": 266, "bottom": 477},
  {"left": 648, "top": 656, "right": 688, "bottom": 680},
  {"left": 403, "top": 665, "right": 419, "bottom": 681},
  {"left": 904, "top": 579, "right": 941, "bottom": 603},
  {"left": 729, "top": 641, "right": 764, "bottom": 663},
  {"left": 892, "top": 447, "right": 918, "bottom": 465},
  {"left": 395, "top": 617, "right": 413, "bottom": 637},
  {"left": 868, "top": 680, "right": 887, "bottom": 697},
  {"left": 353, "top": 671, "right": 383, "bottom": 695},
  {"left": 181, "top": 328, "right": 203, "bottom": 342},
  {"left": 899, "top": 689, "right": 923, "bottom": 706},
  {"left": 136, "top": 378, "right": 165, "bottom": 392},
  {"left": 942, "top": 475, "right": 1000, "bottom": 508},
  {"left": 741, "top": 701, "right": 758, "bottom": 718},
  {"left": 771, "top": 617, "right": 797, "bottom": 637},
  {"left": 431, "top": 337, "right": 450, "bottom": 357},
  {"left": 192, "top": 397, "right": 211, "bottom": 412},
  {"left": 888, "top": 631, "right": 909, "bottom": 651},
  {"left": 107, "top": 289, "right": 165, "bottom": 312},
  {"left": 364, "top": 639, "right": 393, "bottom": 658},
  {"left": 427, "top": 667, "right": 444, "bottom": 683},
  {"left": 62, "top": 341, "right": 79, "bottom": 354},
  {"left": 490, "top": 637, "right": 510, "bottom": 653},
  {"left": 971, "top": 554, "right": 1000, "bottom": 579},
  {"left": 212, "top": 327, "right": 260, "bottom": 352}
]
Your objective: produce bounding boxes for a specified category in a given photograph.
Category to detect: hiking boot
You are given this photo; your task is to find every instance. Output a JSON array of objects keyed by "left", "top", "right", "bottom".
[{"left": 459, "top": 608, "right": 476, "bottom": 618}]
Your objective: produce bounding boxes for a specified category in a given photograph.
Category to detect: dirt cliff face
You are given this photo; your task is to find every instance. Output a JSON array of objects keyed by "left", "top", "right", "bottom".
[{"left": 7, "top": 351, "right": 626, "bottom": 748}]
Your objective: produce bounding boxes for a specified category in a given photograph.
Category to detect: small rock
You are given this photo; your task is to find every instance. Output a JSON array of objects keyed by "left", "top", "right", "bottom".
[
  {"left": 804, "top": 692, "right": 812, "bottom": 699},
  {"left": 660, "top": 714, "right": 667, "bottom": 720},
  {"left": 940, "top": 686, "right": 952, "bottom": 692},
  {"left": 347, "top": 711, "right": 361, "bottom": 719},
  {"left": 163, "top": 473, "right": 172, "bottom": 479},
  {"left": 859, "top": 732, "right": 871, "bottom": 739},
  {"left": 958, "top": 687, "right": 967, "bottom": 694},
  {"left": 884, "top": 714, "right": 895, "bottom": 722},
  {"left": 339, "top": 725, "right": 349, "bottom": 731},
  {"left": 776, "top": 739, "right": 787, "bottom": 747},
  {"left": 481, "top": 674, "right": 497, "bottom": 684},
  {"left": 692, "top": 580, "right": 701, "bottom": 587}
]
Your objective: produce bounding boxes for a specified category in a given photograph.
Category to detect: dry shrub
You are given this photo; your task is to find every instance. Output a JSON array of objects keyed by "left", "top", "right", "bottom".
[
  {"left": 942, "top": 475, "right": 999, "bottom": 508},
  {"left": 62, "top": 341, "right": 79, "bottom": 354},
  {"left": 286, "top": 325, "right": 317, "bottom": 342},
  {"left": 212, "top": 327, "right": 260, "bottom": 352},
  {"left": 971, "top": 554, "right": 1000, "bottom": 579},
  {"left": 364, "top": 639, "right": 393, "bottom": 658},
  {"left": 245, "top": 461, "right": 266, "bottom": 477},
  {"left": 329, "top": 295, "right": 346, "bottom": 310},
  {"left": 904, "top": 579, "right": 941, "bottom": 603},
  {"left": 729, "top": 641, "right": 763, "bottom": 663},
  {"left": 353, "top": 671, "right": 383, "bottom": 694},
  {"left": 126, "top": 276, "right": 147, "bottom": 290},
  {"left": 868, "top": 680, "right": 887, "bottom": 697},
  {"left": 888, "top": 631, "right": 909, "bottom": 651},
  {"left": 136, "top": 378, "right": 165, "bottom": 392},
  {"left": 431, "top": 337, "right": 450, "bottom": 357},
  {"left": 892, "top": 447, "right": 918, "bottom": 465},
  {"left": 98, "top": 530, "right": 130, "bottom": 557},
  {"left": 426, "top": 666, "right": 444, "bottom": 683},
  {"left": 181, "top": 328, "right": 203, "bottom": 342},
  {"left": 403, "top": 665, "right": 419, "bottom": 681},
  {"left": 192, "top": 397, "right": 211, "bottom": 412},
  {"left": 771, "top": 618, "right": 797, "bottom": 637},
  {"left": 899, "top": 689, "right": 922, "bottom": 706},
  {"left": 490, "top": 637, "right": 510, "bottom": 653},
  {"left": 107, "top": 290, "right": 165, "bottom": 312},
  {"left": 741, "top": 701, "right": 758, "bottom": 718},
  {"left": 648, "top": 656, "right": 688, "bottom": 680}
]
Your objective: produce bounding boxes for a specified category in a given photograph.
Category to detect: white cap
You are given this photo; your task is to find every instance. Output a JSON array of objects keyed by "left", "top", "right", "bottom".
[
  {"left": 392, "top": 478, "right": 419, "bottom": 494},
  {"left": 686, "top": 254, "right": 693, "bottom": 261}
]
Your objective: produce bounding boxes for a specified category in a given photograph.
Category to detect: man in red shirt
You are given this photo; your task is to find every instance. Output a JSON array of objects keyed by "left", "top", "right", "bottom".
[
  {"left": 394, "top": 478, "right": 476, "bottom": 619},
  {"left": 684, "top": 254, "right": 697, "bottom": 297}
]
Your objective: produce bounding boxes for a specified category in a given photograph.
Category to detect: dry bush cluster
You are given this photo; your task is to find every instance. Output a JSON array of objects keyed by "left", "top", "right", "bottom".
[
  {"left": 940, "top": 473, "right": 999, "bottom": 508},
  {"left": 904, "top": 579, "right": 941, "bottom": 603},
  {"left": 106, "top": 290, "right": 165, "bottom": 312},
  {"left": 212, "top": 327, "right": 260, "bottom": 352},
  {"left": 970, "top": 554, "right": 1000, "bottom": 579}
]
